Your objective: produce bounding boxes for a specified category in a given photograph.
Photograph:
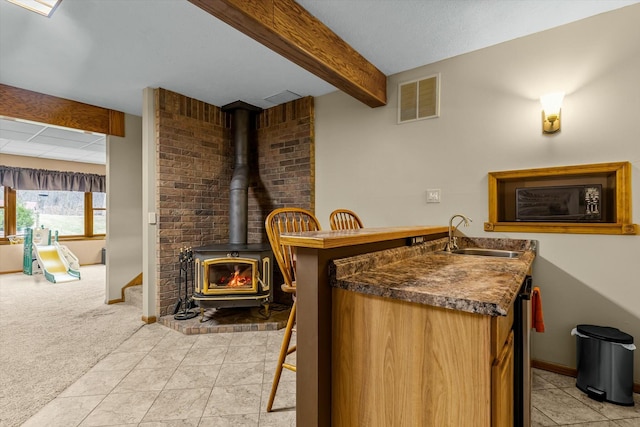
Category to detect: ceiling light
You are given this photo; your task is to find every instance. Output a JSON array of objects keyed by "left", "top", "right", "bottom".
[{"left": 5, "top": 0, "right": 62, "bottom": 17}]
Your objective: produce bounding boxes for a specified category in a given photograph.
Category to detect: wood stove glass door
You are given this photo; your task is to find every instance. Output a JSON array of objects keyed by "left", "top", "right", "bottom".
[{"left": 202, "top": 257, "right": 258, "bottom": 295}]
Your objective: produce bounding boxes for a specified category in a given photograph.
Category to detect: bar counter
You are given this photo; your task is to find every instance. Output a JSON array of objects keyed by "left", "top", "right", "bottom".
[
  {"left": 280, "top": 225, "right": 448, "bottom": 427},
  {"left": 330, "top": 236, "right": 536, "bottom": 317}
]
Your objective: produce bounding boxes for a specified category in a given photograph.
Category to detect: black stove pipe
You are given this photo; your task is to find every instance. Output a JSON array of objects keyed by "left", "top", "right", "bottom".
[
  {"left": 229, "top": 108, "right": 250, "bottom": 245},
  {"left": 223, "top": 101, "right": 261, "bottom": 245}
]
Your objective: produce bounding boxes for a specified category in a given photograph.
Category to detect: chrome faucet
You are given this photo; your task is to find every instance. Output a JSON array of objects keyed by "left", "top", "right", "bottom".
[{"left": 445, "top": 214, "right": 472, "bottom": 252}]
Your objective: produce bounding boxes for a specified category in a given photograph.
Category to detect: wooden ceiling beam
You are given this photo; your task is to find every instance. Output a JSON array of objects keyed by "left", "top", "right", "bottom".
[
  {"left": 188, "top": 0, "right": 387, "bottom": 107},
  {"left": 0, "top": 84, "right": 125, "bottom": 136}
]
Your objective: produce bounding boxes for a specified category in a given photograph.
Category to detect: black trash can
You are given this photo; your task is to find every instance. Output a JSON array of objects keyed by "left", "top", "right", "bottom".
[{"left": 573, "top": 324, "right": 635, "bottom": 406}]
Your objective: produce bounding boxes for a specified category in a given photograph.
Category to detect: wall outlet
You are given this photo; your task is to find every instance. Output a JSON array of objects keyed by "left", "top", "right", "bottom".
[{"left": 426, "top": 189, "right": 441, "bottom": 203}]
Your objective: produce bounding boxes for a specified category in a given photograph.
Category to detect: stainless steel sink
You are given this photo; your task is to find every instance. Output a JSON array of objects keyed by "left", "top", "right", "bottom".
[{"left": 445, "top": 248, "right": 522, "bottom": 258}]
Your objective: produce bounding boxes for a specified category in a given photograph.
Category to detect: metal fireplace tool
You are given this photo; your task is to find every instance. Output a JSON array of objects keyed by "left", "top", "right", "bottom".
[{"left": 174, "top": 247, "right": 197, "bottom": 320}]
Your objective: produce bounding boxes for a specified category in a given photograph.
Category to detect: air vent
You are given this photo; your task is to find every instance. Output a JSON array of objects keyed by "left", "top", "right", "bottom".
[
  {"left": 398, "top": 74, "right": 440, "bottom": 124},
  {"left": 264, "top": 90, "right": 301, "bottom": 105}
]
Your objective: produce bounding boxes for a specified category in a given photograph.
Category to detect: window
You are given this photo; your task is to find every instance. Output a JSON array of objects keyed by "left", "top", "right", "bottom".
[
  {"left": 1, "top": 187, "right": 106, "bottom": 240},
  {"left": 92, "top": 192, "right": 106, "bottom": 235},
  {"left": 17, "top": 190, "right": 85, "bottom": 235}
]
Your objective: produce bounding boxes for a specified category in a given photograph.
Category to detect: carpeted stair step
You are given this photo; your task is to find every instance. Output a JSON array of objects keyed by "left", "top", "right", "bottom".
[{"left": 124, "top": 285, "right": 142, "bottom": 309}]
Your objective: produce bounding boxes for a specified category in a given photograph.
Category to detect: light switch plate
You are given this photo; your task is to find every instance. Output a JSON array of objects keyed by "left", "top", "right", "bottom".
[{"left": 426, "top": 189, "right": 441, "bottom": 203}]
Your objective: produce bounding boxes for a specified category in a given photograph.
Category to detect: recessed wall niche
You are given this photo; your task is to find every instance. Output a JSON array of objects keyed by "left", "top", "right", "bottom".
[{"left": 484, "top": 162, "right": 638, "bottom": 235}]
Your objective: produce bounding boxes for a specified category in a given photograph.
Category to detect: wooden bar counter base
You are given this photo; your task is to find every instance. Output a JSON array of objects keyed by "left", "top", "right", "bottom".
[{"left": 279, "top": 226, "right": 448, "bottom": 427}]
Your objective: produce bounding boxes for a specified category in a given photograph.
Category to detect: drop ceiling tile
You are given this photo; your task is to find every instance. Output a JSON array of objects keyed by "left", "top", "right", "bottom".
[
  {"left": 40, "top": 127, "right": 104, "bottom": 143},
  {"left": 89, "top": 137, "right": 106, "bottom": 146},
  {"left": 30, "top": 135, "right": 89, "bottom": 149},
  {"left": 1, "top": 141, "right": 51, "bottom": 155},
  {"left": 0, "top": 129, "right": 36, "bottom": 141},
  {"left": 0, "top": 119, "right": 106, "bottom": 164},
  {"left": 0, "top": 118, "right": 46, "bottom": 134}
]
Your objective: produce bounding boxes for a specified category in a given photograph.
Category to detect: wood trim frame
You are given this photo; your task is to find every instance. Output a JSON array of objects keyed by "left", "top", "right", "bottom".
[
  {"left": 485, "top": 161, "right": 638, "bottom": 235},
  {"left": 0, "top": 84, "right": 125, "bottom": 136},
  {"left": 4, "top": 188, "right": 16, "bottom": 240},
  {"left": 532, "top": 359, "right": 640, "bottom": 394},
  {"left": 142, "top": 315, "right": 157, "bottom": 324},
  {"left": 84, "top": 193, "right": 94, "bottom": 237},
  {"left": 532, "top": 359, "right": 578, "bottom": 377}
]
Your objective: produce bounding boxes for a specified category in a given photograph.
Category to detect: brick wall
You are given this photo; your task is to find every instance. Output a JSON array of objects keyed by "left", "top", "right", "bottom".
[
  {"left": 155, "top": 88, "right": 231, "bottom": 315},
  {"left": 250, "top": 97, "right": 315, "bottom": 242},
  {"left": 154, "top": 89, "right": 314, "bottom": 315}
]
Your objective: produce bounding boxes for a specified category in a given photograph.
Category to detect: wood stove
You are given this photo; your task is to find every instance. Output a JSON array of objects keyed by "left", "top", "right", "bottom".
[
  {"left": 189, "top": 102, "right": 275, "bottom": 320},
  {"left": 192, "top": 243, "right": 273, "bottom": 315}
]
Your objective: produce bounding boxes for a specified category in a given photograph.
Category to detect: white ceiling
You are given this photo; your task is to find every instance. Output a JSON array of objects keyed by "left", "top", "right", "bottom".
[{"left": 1, "top": 0, "right": 638, "bottom": 165}]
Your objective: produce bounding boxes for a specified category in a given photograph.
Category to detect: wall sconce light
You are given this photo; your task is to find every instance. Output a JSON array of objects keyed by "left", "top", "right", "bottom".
[
  {"left": 540, "top": 92, "right": 564, "bottom": 134},
  {"left": 5, "top": 0, "right": 62, "bottom": 17}
]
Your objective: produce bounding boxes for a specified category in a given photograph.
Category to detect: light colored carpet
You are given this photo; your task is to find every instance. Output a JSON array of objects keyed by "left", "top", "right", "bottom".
[{"left": 0, "top": 265, "right": 144, "bottom": 427}]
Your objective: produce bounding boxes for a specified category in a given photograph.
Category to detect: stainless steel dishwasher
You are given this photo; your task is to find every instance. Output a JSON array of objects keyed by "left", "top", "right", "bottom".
[{"left": 513, "top": 276, "right": 532, "bottom": 427}]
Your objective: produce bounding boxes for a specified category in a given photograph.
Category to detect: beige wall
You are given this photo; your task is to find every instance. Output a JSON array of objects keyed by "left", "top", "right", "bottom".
[
  {"left": 0, "top": 244, "right": 23, "bottom": 272},
  {"left": 315, "top": 5, "right": 640, "bottom": 382},
  {"left": 0, "top": 154, "right": 106, "bottom": 273},
  {"left": 142, "top": 87, "right": 157, "bottom": 321},
  {"left": 105, "top": 113, "right": 143, "bottom": 303}
]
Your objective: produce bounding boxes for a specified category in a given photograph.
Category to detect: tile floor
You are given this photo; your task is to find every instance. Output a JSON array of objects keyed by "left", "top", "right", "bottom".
[
  {"left": 532, "top": 368, "right": 639, "bottom": 426},
  {"left": 22, "top": 323, "right": 639, "bottom": 427},
  {"left": 22, "top": 324, "right": 296, "bottom": 427}
]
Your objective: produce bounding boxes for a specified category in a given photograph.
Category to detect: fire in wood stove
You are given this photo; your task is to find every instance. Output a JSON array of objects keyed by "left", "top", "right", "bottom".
[{"left": 204, "top": 258, "right": 256, "bottom": 293}]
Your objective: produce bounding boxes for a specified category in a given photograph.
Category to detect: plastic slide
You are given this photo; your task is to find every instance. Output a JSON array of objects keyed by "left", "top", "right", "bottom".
[
  {"left": 23, "top": 228, "right": 81, "bottom": 283},
  {"left": 32, "top": 243, "right": 81, "bottom": 283}
]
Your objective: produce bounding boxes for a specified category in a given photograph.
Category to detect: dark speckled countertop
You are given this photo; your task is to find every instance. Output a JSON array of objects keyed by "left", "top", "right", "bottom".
[{"left": 329, "top": 236, "right": 536, "bottom": 316}]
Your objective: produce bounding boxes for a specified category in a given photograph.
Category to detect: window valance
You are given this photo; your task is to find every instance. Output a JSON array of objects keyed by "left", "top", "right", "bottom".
[{"left": 0, "top": 166, "right": 106, "bottom": 193}]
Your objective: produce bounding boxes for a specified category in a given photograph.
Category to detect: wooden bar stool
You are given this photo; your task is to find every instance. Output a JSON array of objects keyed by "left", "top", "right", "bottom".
[
  {"left": 265, "top": 207, "right": 321, "bottom": 412},
  {"left": 329, "top": 208, "right": 364, "bottom": 230}
]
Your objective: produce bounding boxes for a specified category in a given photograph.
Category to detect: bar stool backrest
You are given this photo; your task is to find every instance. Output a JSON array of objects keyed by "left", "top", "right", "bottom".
[
  {"left": 329, "top": 208, "right": 364, "bottom": 230},
  {"left": 265, "top": 207, "right": 321, "bottom": 289}
]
